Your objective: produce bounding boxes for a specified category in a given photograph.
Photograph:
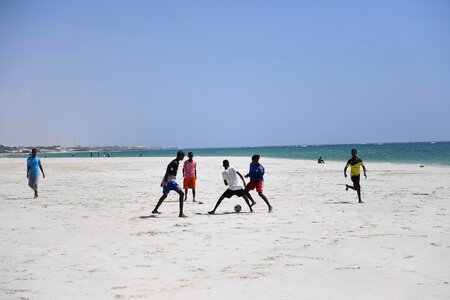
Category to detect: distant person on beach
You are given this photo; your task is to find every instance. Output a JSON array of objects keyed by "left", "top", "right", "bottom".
[
  {"left": 318, "top": 156, "right": 325, "bottom": 164},
  {"left": 244, "top": 154, "right": 273, "bottom": 213},
  {"left": 152, "top": 151, "right": 187, "bottom": 217},
  {"left": 26, "top": 148, "right": 45, "bottom": 198},
  {"left": 208, "top": 160, "right": 253, "bottom": 214},
  {"left": 344, "top": 148, "right": 367, "bottom": 203},
  {"left": 183, "top": 152, "right": 197, "bottom": 202}
]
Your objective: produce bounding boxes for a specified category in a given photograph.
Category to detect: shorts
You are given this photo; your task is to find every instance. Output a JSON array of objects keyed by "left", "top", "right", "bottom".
[
  {"left": 245, "top": 181, "right": 264, "bottom": 193},
  {"left": 162, "top": 181, "right": 182, "bottom": 195},
  {"left": 222, "top": 189, "right": 245, "bottom": 198},
  {"left": 351, "top": 175, "right": 360, "bottom": 188},
  {"left": 28, "top": 175, "right": 39, "bottom": 190},
  {"left": 183, "top": 177, "right": 196, "bottom": 189}
]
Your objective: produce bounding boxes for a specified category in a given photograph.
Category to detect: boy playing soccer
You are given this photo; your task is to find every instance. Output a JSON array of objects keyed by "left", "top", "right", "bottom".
[
  {"left": 183, "top": 152, "right": 197, "bottom": 202},
  {"left": 208, "top": 160, "right": 253, "bottom": 214},
  {"left": 152, "top": 151, "right": 187, "bottom": 217},
  {"left": 344, "top": 148, "right": 367, "bottom": 203},
  {"left": 27, "top": 148, "right": 45, "bottom": 198},
  {"left": 244, "top": 154, "right": 273, "bottom": 213}
]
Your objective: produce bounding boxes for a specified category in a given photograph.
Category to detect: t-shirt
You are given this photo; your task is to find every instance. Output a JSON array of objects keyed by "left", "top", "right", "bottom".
[
  {"left": 346, "top": 157, "right": 365, "bottom": 177},
  {"left": 27, "top": 156, "right": 41, "bottom": 177},
  {"left": 183, "top": 160, "right": 197, "bottom": 178},
  {"left": 222, "top": 167, "right": 243, "bottom": 191},
  {"left": 249, "top": 163, "right": 264, "bottom": 182},
  {"left": 164, "top": 159, "right": 179, "bottom": 183}
]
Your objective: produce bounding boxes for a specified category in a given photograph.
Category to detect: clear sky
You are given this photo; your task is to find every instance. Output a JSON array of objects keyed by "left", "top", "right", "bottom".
[{"left": 1, "top": 0, "right": 449, "bottom": 148}]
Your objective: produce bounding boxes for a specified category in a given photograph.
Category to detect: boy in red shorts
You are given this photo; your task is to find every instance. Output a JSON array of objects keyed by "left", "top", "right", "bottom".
[
  {"left": 183, "top": 152, "right": 197, "bottom": 202},
  {"left": 245, "top": 154, "right": 273, "bottom": 213}
]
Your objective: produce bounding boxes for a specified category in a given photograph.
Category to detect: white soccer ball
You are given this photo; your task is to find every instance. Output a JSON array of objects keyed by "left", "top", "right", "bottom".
[{"left": 234, "top": 204, "right": 242, "bottom": 213}]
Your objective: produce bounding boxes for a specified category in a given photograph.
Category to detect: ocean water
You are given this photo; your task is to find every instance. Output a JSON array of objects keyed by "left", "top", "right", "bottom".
[{"left": 4, "top": 142, "right": 450, "bottom": 165}]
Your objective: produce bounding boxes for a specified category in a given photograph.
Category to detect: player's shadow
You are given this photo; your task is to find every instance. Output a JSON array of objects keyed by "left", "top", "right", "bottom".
[
  {"left": 139, "top": 215, "right": 156, "bottom": 219},
  {"left": 196, "top": 212, "right": 253, "bottom": 216},
  {"left": 324, "top": 201, "right": 353, "bottom": 205}
]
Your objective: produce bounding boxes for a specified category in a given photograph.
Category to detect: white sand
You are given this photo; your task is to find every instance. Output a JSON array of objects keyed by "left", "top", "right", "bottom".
[{"left": 0, "top": 157, "right": 449, "bottom": 299}]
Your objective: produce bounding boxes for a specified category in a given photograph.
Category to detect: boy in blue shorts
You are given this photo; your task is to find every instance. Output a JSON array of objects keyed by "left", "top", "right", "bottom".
[
  {"left": 245, "top": 154, "right": 273, "bottom": 213},
  {"left": 152, "top": 151, "right": 187, "bottom": 217},
  {"left": 27, "top": 148, "right": 45, "bottom": 198}
]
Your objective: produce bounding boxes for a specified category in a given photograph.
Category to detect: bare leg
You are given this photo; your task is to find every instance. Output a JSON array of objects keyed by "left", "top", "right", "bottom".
[
  {"left": 357, "top": 187, "right": 363, "bottom": 203},
  {"left": 246, "top": 191, "right": 256, "bottom": 206},
  {"left": 184, "top": 189, "right": 188, "bottom": 201},
  {"left": 192, "top": 189, "right": 196, "bottom": 202},
  {"left": 242, "top": 194, "right": 253, "bottom": 212},
  {"left": 34, "top": 189, "right": 38, "bottom": 199},
  {"left": 176, "top": 190, "right": 187, "bottom": 217},
  {"left": 258, "top": 192, "right": 273, "bottom": 213},
  {"left": 152, "top": 194, "right": 167, "bottom": 214},
  {"left": 208, "top": 194, "right": 226, "bottom": 214}
]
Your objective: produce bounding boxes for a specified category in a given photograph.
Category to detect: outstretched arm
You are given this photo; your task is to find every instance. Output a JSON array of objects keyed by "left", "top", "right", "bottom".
[
  {"left": 237, "top": 171, "right": 246, "bottom": 187},
  {"left": 39, "top": 163, "right": 45, "bottom": 178},
  {"left": 344, "top": 166, "right": 348, "bottom": 177},
  {"left": 363, "top": 166, "right": 367, "bottom": 178}
]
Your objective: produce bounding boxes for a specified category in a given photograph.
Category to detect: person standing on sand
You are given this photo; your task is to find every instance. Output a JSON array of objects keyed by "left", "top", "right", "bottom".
[
  {"left": 344, "top": 148, "right": 367, "bottom": 203},
  {"left": 183, "top": 152, "right": 197, "bottom": 202},
  {"left": 152, "top": 151, "right": 187, "bottom": 218},
  {"left": 208, "top": 160, "right": 253, "bottom": 214},
  {"left": 27, "top": 148, "right": 45, "bottom": 198},
  {"left": 244, "top": 154, "right": 273, "bottom": 213}
]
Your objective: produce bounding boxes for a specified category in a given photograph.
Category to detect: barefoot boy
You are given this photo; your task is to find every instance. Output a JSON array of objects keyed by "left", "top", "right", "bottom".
[
  {"left": 208, "top": 160, "right": 253, "bottom": 214},
  {"left": 27, "top": 148, "right": 45, "bottom": 198},
  {"left": 344, "top": 148, "right": 367, "bottom": 203},
  {"left": 183, "top": 152, "right": 197, "bottom": 202},
  {"left": 244, "top": 154, "right": 273, "bottom": 213},
  {"left": 152, "top": 151, "right": 187, "bottom": 217}
]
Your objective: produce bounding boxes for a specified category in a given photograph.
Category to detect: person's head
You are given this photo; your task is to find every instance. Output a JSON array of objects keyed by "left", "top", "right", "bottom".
[
  {"left": 251, "top": 154, "right": 260, "bottom": 164},
  {"left": 188, "top": 152, "right": 193, "bottom": 160},
  {"left": 176, "top": 151, "right": 185, "bottom": 161},
  {"left": 351, "top": 148, "right": 357, "bottom": 157},
  {"left": 223, "top": 159, "right": 229, "bottom": 169},
  {"left": 31, "top": 148, "right": 37, "bottom": 157}
]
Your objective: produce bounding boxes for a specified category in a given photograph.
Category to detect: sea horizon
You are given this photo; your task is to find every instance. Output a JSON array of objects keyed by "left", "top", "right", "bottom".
[{"left": 3, "top": 141, "right": 450, "bottom": 165}]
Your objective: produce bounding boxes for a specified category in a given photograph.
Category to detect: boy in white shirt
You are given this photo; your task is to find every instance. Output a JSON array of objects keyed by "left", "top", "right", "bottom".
[{"left": 208, "top": 160, "right": 253, "bottom": 214}]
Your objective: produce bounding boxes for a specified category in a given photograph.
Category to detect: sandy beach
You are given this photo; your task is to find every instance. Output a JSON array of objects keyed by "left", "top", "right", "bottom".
[{"left": 0, "top": 157, "right": 449, "bottom": 299}]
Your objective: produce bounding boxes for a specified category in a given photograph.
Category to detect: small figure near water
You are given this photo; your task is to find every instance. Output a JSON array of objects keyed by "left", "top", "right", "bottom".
[
  {"left": 318, "top": 156, "right": 325, "bottom": 164},
  {"left": 344, "top": 148, "right": 367, "bottom": 203},
  {"left": 152, "top": 151, "right": 187, "bottom": 218},
  {"left": 26, "top": 148, "right": 45, "bottom": 199}
]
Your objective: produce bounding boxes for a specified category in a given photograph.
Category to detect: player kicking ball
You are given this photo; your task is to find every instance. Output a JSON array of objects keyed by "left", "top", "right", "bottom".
[{"left": 208, "top": 160, "right": 253, "bottom": 214}]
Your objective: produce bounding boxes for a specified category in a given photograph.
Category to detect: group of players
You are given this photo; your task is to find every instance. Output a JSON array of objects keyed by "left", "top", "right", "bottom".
[{"left": 26, "top": 148, "right": 367, "bottom": 218}]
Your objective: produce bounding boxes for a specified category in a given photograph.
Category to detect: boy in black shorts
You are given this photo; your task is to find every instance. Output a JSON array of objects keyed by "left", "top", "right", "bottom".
[
  {"left": 208, "top": 160, "right": 253, "bottom": 214},
  {"left": 344, "top": 148, "right": 367, "bottom": 203}
]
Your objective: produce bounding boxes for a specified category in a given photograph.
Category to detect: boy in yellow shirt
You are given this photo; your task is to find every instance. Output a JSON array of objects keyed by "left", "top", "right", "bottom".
[{"left": 344, "top": 148, "right": 367, "bottom": 203}]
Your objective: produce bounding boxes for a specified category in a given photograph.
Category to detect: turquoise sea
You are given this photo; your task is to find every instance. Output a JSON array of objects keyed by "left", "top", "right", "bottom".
[{"left": 4, "top": 142, "right": 450, "bottom": 165}]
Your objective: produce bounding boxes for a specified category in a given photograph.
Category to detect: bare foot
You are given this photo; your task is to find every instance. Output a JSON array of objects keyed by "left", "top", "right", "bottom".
[
  {"left": 152, "top": 210, "right": 161, "bottom": 214},
  {"left": 179, "top": 213, "right": 188, "bottom": 218},
  {"left": 193, "top": 199, "right": 196, "bottom": 202},
  {"left": 268, "top": 206, "right": 273, "bottom": 213},
  {"left": 345, "top": 185, "right": 349, "bottom": 191},
  {"left": 250, "top": 201, "right": 256, "bottom": 207},
  {"left": 208, "top": 211, "right": 215, "bottom": 215},
  {"left": 359, "top": 201, "right": 364, "bottom": 204}
]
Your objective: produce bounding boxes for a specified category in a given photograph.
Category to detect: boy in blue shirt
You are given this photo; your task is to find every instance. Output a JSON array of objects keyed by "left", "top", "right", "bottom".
[
  {"left": 244, "top": 154, "right": 273, "bottom": 213},
  {"left": 27, "top": 148, "right": 45, "bottom": 198}
]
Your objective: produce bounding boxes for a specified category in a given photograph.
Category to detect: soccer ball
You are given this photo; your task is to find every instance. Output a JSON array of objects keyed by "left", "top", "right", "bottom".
[{"left": 234, "top": 204, "right": 242, "bottom": 213}]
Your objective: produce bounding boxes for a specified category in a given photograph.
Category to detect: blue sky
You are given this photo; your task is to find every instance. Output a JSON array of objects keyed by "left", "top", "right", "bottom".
[{"left": 1, "top": 0, "right": 449, "bottom": 148}]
